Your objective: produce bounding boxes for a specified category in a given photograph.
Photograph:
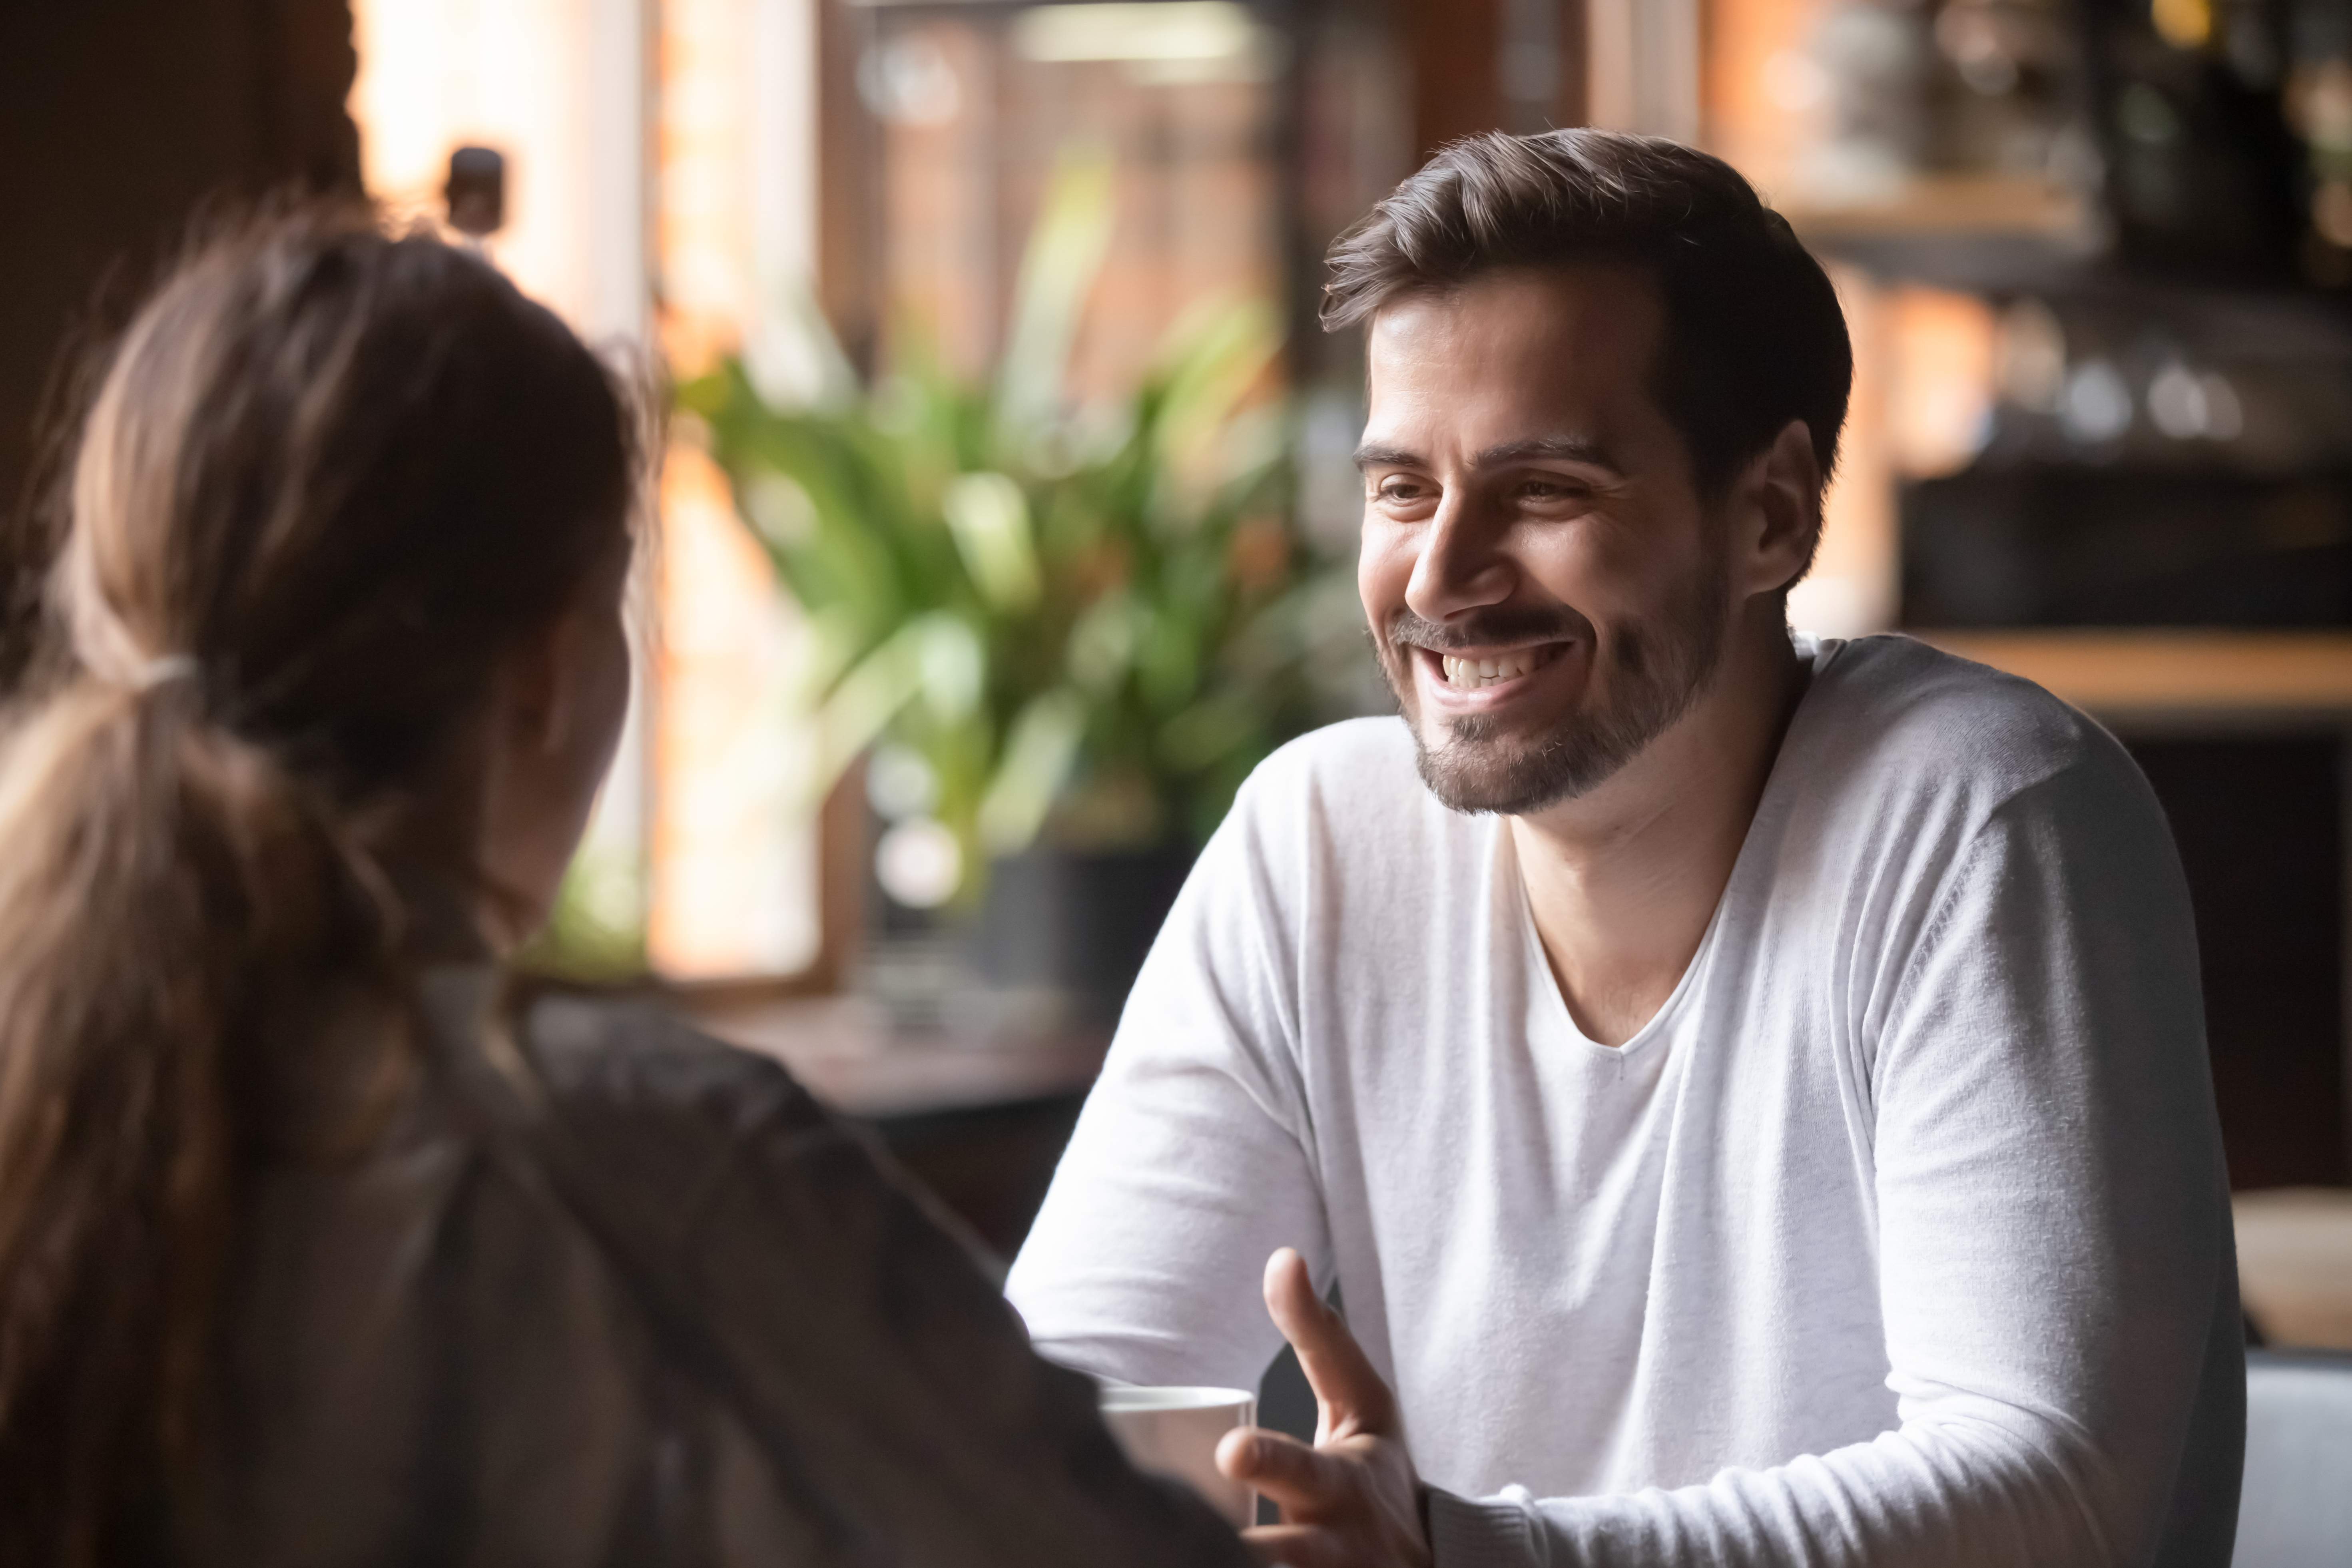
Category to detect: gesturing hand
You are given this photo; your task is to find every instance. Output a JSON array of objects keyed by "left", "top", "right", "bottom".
[{"left": 1213, "top": 1249, "right": 1432, "bottom": 1568}]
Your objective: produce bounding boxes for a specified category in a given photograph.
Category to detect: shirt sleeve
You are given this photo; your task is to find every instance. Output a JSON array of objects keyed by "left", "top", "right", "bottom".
[
  {"left": 1421, "top": 755, "right": 2243, "bottom": 1568},
  {"left": 1007, "top": 765, "right": 1334, "bottom": 1393}
]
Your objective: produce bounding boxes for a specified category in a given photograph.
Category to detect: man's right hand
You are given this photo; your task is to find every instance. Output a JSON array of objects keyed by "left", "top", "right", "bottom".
[{"left": 1214, "top": 1249, "right": 1432, "bottom": 1568}]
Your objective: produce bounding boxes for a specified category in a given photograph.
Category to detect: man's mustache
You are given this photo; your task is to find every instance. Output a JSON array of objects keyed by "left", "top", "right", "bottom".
[{"left": 1383, "top": 605, "right": 1591, "bottom": 654}]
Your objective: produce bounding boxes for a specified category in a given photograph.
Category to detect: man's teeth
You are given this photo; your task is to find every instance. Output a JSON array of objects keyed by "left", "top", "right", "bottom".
[{"left": 1440, "top": 649, "right": 1549, "bottom": 688}]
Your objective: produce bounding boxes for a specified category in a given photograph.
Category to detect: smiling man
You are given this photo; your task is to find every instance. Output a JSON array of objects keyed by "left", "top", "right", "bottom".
[{"left": 1006, "top": 131, "right": 2242, "bottom": 1567}]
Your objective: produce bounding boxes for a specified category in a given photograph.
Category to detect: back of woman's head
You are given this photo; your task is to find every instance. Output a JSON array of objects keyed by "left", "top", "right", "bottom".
[{"left": 0, "top": 208, "right": 636, "bottom": 1562}]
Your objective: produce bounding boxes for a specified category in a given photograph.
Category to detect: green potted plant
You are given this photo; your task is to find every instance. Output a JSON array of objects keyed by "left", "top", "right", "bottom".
[{"left": 676, "top": 155, "right": 1336, "bottom": 1020}]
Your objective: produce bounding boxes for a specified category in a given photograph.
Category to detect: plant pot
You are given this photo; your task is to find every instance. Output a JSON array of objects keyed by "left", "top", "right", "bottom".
[{"left": 972, "top": 842, "right": 1196, "bottom": 1030}]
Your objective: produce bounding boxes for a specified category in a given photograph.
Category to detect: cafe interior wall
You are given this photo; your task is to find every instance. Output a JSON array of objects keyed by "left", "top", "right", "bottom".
[
  {"left": 347, "top": 0, "right": 835, "bottom": 986},
  {"left": 0, "top": 0, "right": 362, "bottom": 693}
]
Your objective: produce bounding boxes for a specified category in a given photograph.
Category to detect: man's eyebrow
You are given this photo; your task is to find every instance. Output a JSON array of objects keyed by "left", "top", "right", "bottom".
[
  {"left": 1350, "top": 437, "right": 1625, "bottom": 474},
  {"left": 1352, "top": 443, "right": 1421, "bottom": 472},
  {"left": 1472, "top": 436, "right": 1623, "bottom": 473}
]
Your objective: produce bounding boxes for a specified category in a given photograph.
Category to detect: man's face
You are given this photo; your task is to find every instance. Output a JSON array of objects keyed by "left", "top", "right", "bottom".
[{"left": 1357, "top": 265, "right": 1732, "bottom": 815}]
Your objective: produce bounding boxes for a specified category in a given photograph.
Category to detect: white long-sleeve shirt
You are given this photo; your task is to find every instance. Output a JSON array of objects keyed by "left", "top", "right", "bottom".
[{"left": 1007, "top": 633, "right": 2243, "bottom": 1567}]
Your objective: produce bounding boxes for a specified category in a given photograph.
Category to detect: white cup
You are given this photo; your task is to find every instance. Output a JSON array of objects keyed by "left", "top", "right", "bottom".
[{"left": 1099, "top": 1384, "right": 1258, "bottom": 1528}]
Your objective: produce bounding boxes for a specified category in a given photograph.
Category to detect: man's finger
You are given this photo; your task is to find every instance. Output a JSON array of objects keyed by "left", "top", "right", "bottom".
[
  {"left": 1261, "top": 1247, "right": 1397, "bottom": 1437},
  {"left": 1239, "top": 1523, "right": 1349, "bottom": 1568},
  {"left": 1216, "top": 1425, "right": 1349, "bottom": 1515}
]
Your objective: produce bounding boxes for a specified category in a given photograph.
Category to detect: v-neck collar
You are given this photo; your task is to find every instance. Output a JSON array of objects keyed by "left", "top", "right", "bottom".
[{"left": 1504, "top": 631, "right": 1848, "bottom": 1060}]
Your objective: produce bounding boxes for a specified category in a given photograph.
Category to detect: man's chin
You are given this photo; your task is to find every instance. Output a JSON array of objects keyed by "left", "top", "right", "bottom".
[
  {"left": 1385, "top": 664, "right": 1577, "bottom": 815},
  {"left": 1410, "top": 716, "right": 1603, "bottom": 817}
]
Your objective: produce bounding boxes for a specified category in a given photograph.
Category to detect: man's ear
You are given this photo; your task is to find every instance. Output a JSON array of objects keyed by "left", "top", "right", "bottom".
[{"left": 1736, "top": 419, "right": 1822, "bottom": 600}]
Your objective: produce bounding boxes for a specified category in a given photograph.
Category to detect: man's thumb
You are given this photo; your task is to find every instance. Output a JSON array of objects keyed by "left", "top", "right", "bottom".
[{"left": 1262, "top": 1247, "right": 1396, "bottom": 1439}]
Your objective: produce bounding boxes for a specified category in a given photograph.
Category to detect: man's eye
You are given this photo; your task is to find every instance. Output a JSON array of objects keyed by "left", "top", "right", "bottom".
[
  {"left": 1520, "top": 478, "right": 1580, "bottom": 500},
  {"left": 1375, "top": 479, "right": 1427, "bottom": 502}
]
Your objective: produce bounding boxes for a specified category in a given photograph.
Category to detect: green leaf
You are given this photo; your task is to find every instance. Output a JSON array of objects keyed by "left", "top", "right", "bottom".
[
  {"left": 995, "top": 147, "right": 1117, "bottom": 449},
  {"left": 678, "top": 135, "right": 1347, "bottom": 891},
  {"left": 1157, "top": 691, "right": 1264, "bottom": 773},
  {"left": 977, "top": 689, "right": 1087, "bottom": 854},
  {"left": 1065, "top": 593, "right": 1144, "bottom": 692},
  {"left": 743, "top": 273, "right": 862, "bottom": 411},
  {"left": 811, "top": 621, "right": 930, "bottom": 797},
  {"left": 942, "top": 471, "right": 1042, "bottom": 611},
  {"left": 1152, "top": 295, "right": 1284, "bottom": 476},
  {"left": 739, "top": 469, "right": 818, "bottom": 549},
  {"left": 914, "top": 613, "right": 987, "bottom": 724}
]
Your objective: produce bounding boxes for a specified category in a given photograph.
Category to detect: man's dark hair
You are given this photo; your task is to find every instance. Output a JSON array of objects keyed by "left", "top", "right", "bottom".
[{"left": 1324, "top": 129, "right": 1853, "bottom": 503}]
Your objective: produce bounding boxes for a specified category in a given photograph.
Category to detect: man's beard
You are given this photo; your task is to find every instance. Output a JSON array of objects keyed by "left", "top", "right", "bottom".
[{"left": 1377, "top": 555, "right": 1731, "bottom": 816}]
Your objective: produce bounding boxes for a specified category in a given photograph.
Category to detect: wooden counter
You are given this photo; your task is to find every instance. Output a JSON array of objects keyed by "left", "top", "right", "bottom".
[
  {"left": 1915, "top": 630, "right": 2352, "bottom": 729},
  {"left": 690, "top": 993, "right": 1110, "bottom": 1122}
]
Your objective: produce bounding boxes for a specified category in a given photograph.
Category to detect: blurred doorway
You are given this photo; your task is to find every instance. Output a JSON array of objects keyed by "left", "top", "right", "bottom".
[{"left": 348, "top": 0, "right": 831, "bottom": 985}]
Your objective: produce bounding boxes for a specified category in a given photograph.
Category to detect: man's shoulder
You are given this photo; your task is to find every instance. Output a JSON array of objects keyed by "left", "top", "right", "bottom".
[
  {"left": 1255, "top": 714, "right": 1421, "bottom": 783},
  {"left": 1234, "top": 716, "right": 1432, "bottom": 828},
  {"left": 1190, "top": 716, "right": 1467, "bottom": 913},
  {"left": 1804, "top": 633, "right": 2139, "bottom": 812}
]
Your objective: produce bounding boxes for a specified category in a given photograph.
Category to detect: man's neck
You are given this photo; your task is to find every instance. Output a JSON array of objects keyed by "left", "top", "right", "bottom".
[{"left": 1509, "top": 616, "right": 1806, "bottom": 1047}]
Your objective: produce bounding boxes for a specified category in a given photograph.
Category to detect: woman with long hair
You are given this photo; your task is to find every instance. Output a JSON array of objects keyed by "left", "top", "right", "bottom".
[{"left": 0, "top": 211, "right": 1250, "bottom": 1567}]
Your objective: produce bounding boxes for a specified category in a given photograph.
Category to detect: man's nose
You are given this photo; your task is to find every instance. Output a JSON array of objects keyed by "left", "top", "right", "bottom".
[{"left": 1404, "top": 492, "right": 1514, "bottom": 623}]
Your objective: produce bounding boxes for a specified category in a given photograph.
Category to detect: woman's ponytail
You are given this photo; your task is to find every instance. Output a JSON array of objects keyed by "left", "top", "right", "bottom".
[
  {"left": 0, "top": 208, "right": 636, "bottom": 1563},
  {"left": 0, "top": 664, "right": 391, "bottom": 1562}
]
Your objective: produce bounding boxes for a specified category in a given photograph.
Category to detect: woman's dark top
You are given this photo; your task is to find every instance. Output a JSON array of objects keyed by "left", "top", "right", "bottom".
[{"left": 183, "top": 968, "right": 1251, "bottom": 1567}]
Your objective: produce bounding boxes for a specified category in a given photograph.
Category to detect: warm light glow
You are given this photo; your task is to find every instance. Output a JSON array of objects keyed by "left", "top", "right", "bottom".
[
  {"left": 351, "top": 0, "right": 826, "bottom": 980},
  {"left": 659, "top": 0, "right": 757, "bottom": 377},
  {"left": 1790, "top": 265, "right": 1899, "bottom": 639},
  {"left": 649, "top": 445, "right": 820, "bottom": 975},
  {"left": 1012, "top": 3, "right": 1261, "bottom": 63},
  {"left": 1887, "top": 287, "right": 1997, "bottom": 481},
  {"left": 1704, "top": 0, "right": 1825, "bottom": 199},
  {"left": 347, "top": 0, "right": 598, "bottom": 329},
  {"left": 650, "top": 0, "right": 824, "bottom": 979},
  {"left": 2151, "top": 0, "right": 2213, "bottom": 51}
]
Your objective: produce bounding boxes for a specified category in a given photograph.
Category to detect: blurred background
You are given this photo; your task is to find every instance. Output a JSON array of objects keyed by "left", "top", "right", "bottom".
[{"left": 1, "top": 0, "right": 2348, "bottom": 1354}]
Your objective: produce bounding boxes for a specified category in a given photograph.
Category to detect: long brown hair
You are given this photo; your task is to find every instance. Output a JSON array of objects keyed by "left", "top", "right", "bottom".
[{"left": 0, "top": 209, "right": 638, "bottom": 1562}]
